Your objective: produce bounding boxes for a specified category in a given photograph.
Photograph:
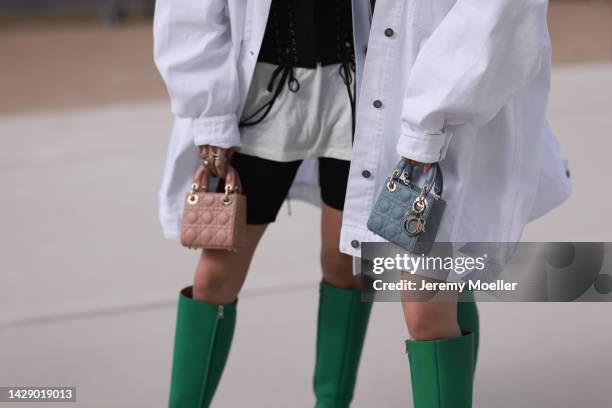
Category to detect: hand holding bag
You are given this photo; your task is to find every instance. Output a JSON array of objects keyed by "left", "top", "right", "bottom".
[
  {"left": 367, "top": 160, "right": 446, "bottom": 254},
  {"left": 181, "top": 164, "right": 247, "bottom": 251}
]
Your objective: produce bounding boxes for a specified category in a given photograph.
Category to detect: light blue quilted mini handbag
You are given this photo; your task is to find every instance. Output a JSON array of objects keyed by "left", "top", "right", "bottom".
[{"left": 367, "top": 160, "right": 446, "bottom": 254}]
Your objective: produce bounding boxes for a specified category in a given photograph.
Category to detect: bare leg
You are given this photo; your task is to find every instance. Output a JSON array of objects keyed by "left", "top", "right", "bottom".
[
  {"left": 320, "top": 203, "right": 360, "bottom": 288},
  {"left": 169, "top": 224, "right": 267, "bottom": 407},
  {"left": 401, "top": 274, "right": 461, "bottom": 339},
  {"left": 192, "top": 224, "right": 267, "bottom": 303}
]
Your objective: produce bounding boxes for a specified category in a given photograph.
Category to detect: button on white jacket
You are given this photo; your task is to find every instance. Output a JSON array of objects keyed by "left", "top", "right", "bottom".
[{"left": 154, "top": 0, "right": 571, "bottom": 257}]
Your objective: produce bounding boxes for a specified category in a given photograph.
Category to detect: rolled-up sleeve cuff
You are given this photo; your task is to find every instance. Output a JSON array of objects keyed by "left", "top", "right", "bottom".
[
  {"left": 396, "top": 122, "right": 453, "bottom": 163},
  {"left": 192, "top": 114, "right": 241, "bottom": 148}
]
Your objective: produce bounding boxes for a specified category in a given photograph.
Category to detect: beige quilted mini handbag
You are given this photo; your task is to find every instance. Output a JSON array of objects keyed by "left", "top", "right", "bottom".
[{"left": 181, "top": 164, "right": 246, "bottom": 251}]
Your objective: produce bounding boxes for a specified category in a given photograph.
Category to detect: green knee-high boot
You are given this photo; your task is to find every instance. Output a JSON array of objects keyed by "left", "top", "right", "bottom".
[
  {"left": 168, "top": 287, "right": 236, "bottom": 408},
  {"left": 406, "top": 333, "right": 475, "bottom": 408},
  {"left": 458, "top": 291, "right": 479, "bottom": 367},
  {"left": 313, "top": 282, "right": 373, "bottom": 408}
]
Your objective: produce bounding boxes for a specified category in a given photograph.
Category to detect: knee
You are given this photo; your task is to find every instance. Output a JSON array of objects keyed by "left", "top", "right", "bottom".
[
  {"left": 192, "top": 257, "right": 239, "bottom": 304},
  {"left": 321, "top": 248, "right": 358, "bottom": 289},
  {"left": 404, "top": 306, "right": 460, "bottom": 341}
]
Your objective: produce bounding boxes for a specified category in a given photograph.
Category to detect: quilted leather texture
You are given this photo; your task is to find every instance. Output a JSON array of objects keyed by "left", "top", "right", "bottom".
[
  {"left": 181, "top": 192, "right": 247, "bottom": 251},
  {"left": 367, "top": 177, "right": 446, "bottom": 255}
]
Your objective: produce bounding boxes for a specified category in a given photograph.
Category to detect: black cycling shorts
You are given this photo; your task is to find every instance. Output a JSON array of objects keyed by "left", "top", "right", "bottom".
[{"left": 217, "top": 152, "right": 350, "bottom": 224}]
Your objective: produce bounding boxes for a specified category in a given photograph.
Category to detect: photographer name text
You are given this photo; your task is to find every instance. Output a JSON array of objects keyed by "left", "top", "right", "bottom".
[{"left": 372, "top": 279, "right": 518, "bottom": 292}]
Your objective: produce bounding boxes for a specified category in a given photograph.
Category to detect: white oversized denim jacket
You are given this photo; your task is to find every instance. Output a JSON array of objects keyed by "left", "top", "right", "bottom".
[{"left": 154, "top": 0, "right": 571, "bottom": 258}]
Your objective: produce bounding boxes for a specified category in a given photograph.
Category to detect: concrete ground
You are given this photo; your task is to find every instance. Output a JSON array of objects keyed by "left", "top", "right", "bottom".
[{"left": 1, "top": 8, "right": 612, "bottom": 408}]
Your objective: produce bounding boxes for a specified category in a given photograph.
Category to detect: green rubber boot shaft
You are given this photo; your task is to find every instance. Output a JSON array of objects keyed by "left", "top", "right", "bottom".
[
  {"left": 168, "top": 287, "right": 236, "bottom": 408},
  {"left": 458, "top": 290, "right": 479, "bottom": 367},
  {"left": 314, "top": 282, "right": 373, "bottom": 408},
  {"left": 406, "top": 333, "right": 475, "bottom": 408}
]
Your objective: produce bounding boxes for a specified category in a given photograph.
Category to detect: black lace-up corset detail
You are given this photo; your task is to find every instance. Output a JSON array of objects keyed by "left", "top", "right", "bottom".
[
  {"left": 240, "top": 0, "right": 356, "bottom": 131},
  {"left": 258, "top": 0, "right": 355, "bottom": 68}
]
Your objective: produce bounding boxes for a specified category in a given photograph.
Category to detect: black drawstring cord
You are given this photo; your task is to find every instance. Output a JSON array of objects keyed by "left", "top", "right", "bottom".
[
  {"left": 241, "top": 0, "right": 355, "bottom": 133},
  {"left": 334, "top": 0, "right": 356, "bottom": 141},
  {"left": 239, "top": 65, "right": 300, "bottom": 127},
  {"left": 338, "top": 61, "right": 356, "bottom": 138},
  {"left": 240, "top": 0, "right": 301, "bottom": 128}
]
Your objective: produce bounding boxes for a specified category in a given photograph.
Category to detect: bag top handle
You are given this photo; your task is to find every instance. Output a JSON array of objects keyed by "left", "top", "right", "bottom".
[
  {"left": 191, "top": 164, "right": 243, "bottom": 194},
  {"left": 391, "top": 160, "right": 443, "bottom": 197}
]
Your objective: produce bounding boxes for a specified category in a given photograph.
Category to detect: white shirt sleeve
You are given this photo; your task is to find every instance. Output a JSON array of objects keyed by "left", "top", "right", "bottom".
[
  {"left": 397, "top": 0, "right": 550, "bottom": 163},
  {"left": 154, "top": 0, "right": 241, "bottom": 148}
]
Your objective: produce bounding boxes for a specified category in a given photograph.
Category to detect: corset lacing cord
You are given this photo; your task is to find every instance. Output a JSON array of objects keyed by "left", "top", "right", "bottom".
[
  {"left": 240, "top": 0, "right": 356, "bottom": 132},
  {"left": 335, "top": 0, "right": 356, "bottom": 137},
  {"left": 239, "top": 64, "right": 300, "bottom": 127},
  {"left": 240, "top": 1, "right": 300, "bottom": 127},
  {"left": 339, "top": 62, "right": 356, "bottom": 137}
]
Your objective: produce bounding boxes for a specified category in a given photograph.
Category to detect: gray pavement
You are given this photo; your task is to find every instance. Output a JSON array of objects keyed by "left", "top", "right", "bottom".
[{"left": 1, "top": 64, "right": 612, "bottom": 407}]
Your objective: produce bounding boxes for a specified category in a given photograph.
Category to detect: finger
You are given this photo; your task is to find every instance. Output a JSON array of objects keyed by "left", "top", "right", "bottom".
[
  {"left": 199, "top": 145, "right": 213, "bottom": 169},
  {"left": 213, "top": 148, "right": 228, "bottom": 178},
  {"left": 402, "top": 157, "right": 431, "bottom": 172},
  {"left": 201, "top": 146, "right": 217, "bottom": 177},
  {"left": 199, "top": 145, "right": 209, "bottom": 158},
  {"left": 201, "top": 145, "right": 213, "bottom": 170},
  {"left": 201, "top": 157, "right": 212, "bottom": 169}
]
